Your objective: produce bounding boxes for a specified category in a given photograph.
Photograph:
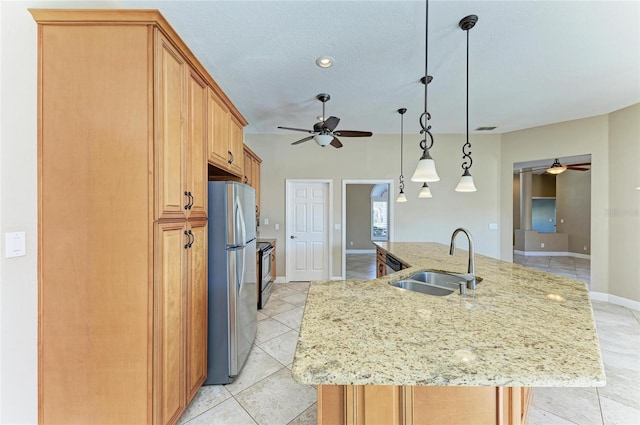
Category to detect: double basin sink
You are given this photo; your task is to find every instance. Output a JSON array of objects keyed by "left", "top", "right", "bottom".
[{"left": 389, "top": 271, "right": 482, "bottom": 296}]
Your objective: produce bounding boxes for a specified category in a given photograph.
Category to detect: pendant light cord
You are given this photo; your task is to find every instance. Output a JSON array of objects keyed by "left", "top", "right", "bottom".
[
  {"left": 399, "top": 108, "right": 406, "bottom": 191},
  {"left": 419, "top": 0, "right": 434, "bottom": 152}
]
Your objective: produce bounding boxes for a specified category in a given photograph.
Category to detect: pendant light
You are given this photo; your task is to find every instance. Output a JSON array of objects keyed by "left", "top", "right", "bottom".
[
  {"left": 546, "top": 158, "right": 568, "bottom": 175},
  {"left": 418, "top": 182, "right": 432, "bottom": 198},
  {"left": 411, "top": 0, "right": 440, "bottom": 183},
  {"left": 455, "top": 15, "right": 478, "bottom": 193},
  {"left": 396, "top": 108, "right": 408, "bottom": 203}
]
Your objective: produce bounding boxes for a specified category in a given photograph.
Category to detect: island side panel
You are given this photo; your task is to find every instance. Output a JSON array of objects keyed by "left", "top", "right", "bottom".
[{"left": 317, "top": 385, "right": 529, "bottom": 425}]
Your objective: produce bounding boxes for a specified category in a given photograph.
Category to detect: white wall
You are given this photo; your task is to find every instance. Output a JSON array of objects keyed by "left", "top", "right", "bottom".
[
  {"left": 246, "top": 133, "right": 502, "bottom": 278},
  {"left": 1, "top": 3, "right": 39, "bottom": 422},
  {"left": 608, "top": 104, "right": 640, "bottom": 302}
]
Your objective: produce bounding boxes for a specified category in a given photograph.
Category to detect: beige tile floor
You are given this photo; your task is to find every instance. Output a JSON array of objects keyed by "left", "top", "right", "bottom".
[{"left": 179, "top": 254, "right": 639, "bottom": 424}]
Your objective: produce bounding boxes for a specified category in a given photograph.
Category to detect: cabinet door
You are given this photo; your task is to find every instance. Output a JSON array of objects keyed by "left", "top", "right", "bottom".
[
  {"left": 243, "top": 150, "right": 253, "bottom": 186},
  {"left": 186, "top": 221, "right": 208, "bottom": 401},
  {"left": 186, "top": 68, "right": 208, "bottom": 220},
  {"left": 252, "top": 157, "right": 261, "bottom": 216},
  {"left": 207, "top": 88, "right": 230, "bottom": 169},
  {"left": 154, "top": 221, "right": 188, "bottom": 425},
  {"left": 155, "top": 31, "right": 187, "bottom": 221},
  {"left": 228, "top": 116, "right": 244, "bottom": 176}
]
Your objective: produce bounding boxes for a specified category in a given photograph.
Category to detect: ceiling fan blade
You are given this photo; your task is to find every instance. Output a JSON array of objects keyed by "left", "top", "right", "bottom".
[
  {"left": 330, "top": 137, "right": 343, "bottom": 148},
  {"left": 567, "top": 166, "right": 590, "bottom": 171},
  {"left": 334, "top": 130, "right": 373, "bottom": 137},
  {"left": 323, "top": 116, "right": 340, "bottom": 132},
  {"left": 278, "top": 126, "right": 315, "bottom": 133},
  {"left": 291, "top": 136, "right": 314, "bottom": 145},
  {"left": 567, "top": 162, "right": 591, "bottom": 167}
]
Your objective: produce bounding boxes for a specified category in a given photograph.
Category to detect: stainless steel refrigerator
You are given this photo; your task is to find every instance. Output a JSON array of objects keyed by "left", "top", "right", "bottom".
[{"left": 205, "top": 181, "right": 257, "bottom": 385}]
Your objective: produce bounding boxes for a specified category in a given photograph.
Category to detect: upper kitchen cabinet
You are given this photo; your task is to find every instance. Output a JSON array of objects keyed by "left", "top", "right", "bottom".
[
  {"left": 31, "top": 9, "right": 245, "bottom": 425},
  {"left": 207, "top": 87, "right": 245, "bottom": 178},
  {"left": 243, "top": 145, "right": 262, "bottom": 216},
  {"left": 155, "top": 33, "right": 207, "bottom": 221}
]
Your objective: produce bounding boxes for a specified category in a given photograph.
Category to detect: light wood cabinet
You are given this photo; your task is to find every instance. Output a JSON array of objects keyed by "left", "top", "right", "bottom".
[
  {"left": 186, "top": 221, "right": 208, "bottom": 401},
  {"left": 207, "top": 88, "right": 244, "bottom": 177},
  {"left": 242, "top": 145, "right": 262, "bottom": 216},
  {"left": 376, "top": 247, "right": 387, "bottom": 277},
  {"left": 156, "top": 34, "right": 208, "bottom": 221},
  {"left": 32, "top": 9, "right": 245, "bottom": 425},
  {"left": 318, "top": 385, "right": 532, "bottom": 425}
]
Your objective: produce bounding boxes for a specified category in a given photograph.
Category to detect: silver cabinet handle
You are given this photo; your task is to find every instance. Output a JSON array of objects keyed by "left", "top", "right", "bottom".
[{"left": 290, "top": 235, "right": 297, "bottom": 239}]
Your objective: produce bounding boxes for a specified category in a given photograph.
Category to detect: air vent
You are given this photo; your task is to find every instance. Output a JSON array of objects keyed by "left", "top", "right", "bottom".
[{"left": 475, "top": 126, "right": 497, "bottom": 131}]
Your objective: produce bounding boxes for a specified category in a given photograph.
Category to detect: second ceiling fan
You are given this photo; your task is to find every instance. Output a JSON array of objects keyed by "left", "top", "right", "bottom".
[{"left": 278, "top": 93, "right": 373, "bottom": 148}]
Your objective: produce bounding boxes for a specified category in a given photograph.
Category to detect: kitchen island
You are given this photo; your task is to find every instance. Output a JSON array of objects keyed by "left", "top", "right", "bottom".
[{"left": 291, "top": 242, "right": 605, "bottom": 424}]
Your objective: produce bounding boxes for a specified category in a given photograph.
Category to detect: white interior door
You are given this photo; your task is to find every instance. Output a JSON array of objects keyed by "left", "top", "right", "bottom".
[{"left": 286, "top": 181, "right": 330, "bottom": 281}]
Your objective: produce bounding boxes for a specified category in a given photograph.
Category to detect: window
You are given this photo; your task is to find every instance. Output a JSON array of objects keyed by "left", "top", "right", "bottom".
[
  {"left": 371, "top": 200, "right": 388, "bottom": 240},
  {"left": 370, "top": 184, "right": 389, "bottom": 241}
]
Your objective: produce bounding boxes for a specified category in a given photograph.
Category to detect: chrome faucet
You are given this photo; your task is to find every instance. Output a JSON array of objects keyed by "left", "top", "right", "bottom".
[{"left": 449, "top": 228, "right": 476, "bottom": 290}]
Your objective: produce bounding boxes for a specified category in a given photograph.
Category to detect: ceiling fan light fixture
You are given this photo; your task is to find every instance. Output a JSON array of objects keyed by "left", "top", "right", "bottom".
[
  {"left": 411, "top": 149, "right": 440, "bottom": 182},
  {"left": 455, "top": 169, "right": 477, "bottom": 192},
  {"left": 418, "top": 183, "right": 432, "bottom": 198},
  {"left": 314, "top": 134, "right": 334, "bottom": 146},
  {"left": 546, "top": 159, "right": 567, "bottom": 174},
  {"left": 315, "top": 56, "right": 334, "bottom": 68}
]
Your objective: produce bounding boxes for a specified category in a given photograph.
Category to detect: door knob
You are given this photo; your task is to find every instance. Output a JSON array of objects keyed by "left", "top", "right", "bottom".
[{"left": 290, "top": 235, "right": 297, "bottom": 239}]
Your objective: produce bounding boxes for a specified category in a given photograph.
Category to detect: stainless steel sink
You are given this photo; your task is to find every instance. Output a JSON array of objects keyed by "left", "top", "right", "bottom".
[
  {"left": 389, "top": 271, "right": 482, "bottom": 296},
  {"left": 390, "top": 280, "right": 456, "bottom": 296}
]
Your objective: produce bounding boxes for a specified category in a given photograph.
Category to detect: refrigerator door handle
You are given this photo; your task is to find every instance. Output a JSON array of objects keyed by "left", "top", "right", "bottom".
[{"left": 236, "top": 199, "right": 247, "bottom": 286}]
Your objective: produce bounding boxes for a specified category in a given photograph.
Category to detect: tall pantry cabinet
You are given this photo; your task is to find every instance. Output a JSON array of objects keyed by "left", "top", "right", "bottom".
[{"left": 31, "top": 10, "right": 247, "bottom": 424}]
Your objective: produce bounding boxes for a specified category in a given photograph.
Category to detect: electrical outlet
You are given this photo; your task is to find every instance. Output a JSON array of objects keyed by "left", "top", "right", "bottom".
[
  {"left": 584, "top": 245, "right": 588, "bottom": 251},
  {"left": 264, "top": 218, "right": 269, "bottom": 225},
  {"left": 275, "top": 223, "right": 279, "bottom": 230},
  {"left": 350, "top": 241, "right": 354, "bottom": 246},
  {"left": 541, "top": 243, "right": 545, "bottom": 248}
]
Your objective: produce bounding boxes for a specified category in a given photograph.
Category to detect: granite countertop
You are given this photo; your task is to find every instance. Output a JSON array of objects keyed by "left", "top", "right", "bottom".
[{"left": 291, "top": 242, "right": 605, "bottom": 387}]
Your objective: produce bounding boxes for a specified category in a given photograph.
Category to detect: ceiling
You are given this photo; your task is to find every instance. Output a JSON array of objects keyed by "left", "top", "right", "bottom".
[{"left": 121, "top": 1, "right": 639, "bottom": 137}]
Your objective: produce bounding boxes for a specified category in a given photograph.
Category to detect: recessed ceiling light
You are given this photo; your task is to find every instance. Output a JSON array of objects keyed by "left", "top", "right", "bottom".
[
  {"left": 475, "top": 126, "right": 497, "bottom": 131},
  {"left": 315, "top": 56, "right": 334, "bottom": 68}
]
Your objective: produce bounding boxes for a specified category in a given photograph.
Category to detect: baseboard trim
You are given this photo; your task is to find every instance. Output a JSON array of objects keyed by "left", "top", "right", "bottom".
[
  {"left": 514, "top": 250, "right": 591, "bottom": 259},
  {"left": 590, "top": 292, "right": 640, "bottom": 311},
  {"left": 346, "top": 249, "right": 376, "bottom": 254},
  {"left": 331, "top": 276, "right": 345, "bottom": 281}
]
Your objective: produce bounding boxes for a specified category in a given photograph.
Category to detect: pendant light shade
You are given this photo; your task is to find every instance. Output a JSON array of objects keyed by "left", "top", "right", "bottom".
[
  {"left": 396, "top": 190, "right": 408, "bottom": 202},
  {"left": 411, "top": 149, "right": 440, "bottom": 182},
  {"left": 314, "top": 134, "right": 333, "bottom": 147},
  {"left": 455, "top": 169, "right": 477, "bottom": 192},
  {"left": 546, "top": 158, "right": 567, "bottom": 174},
  {"left": 418, "top": 182, "right": 432, "bottom": 198}
]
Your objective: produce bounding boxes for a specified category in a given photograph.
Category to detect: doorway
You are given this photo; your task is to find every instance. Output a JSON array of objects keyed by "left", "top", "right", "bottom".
[
  {"left": 341, "top": 179, "right": 394, "bottom": 279},
  {"left": 285, "top": 179, "right": 332, "bottom": 282}
]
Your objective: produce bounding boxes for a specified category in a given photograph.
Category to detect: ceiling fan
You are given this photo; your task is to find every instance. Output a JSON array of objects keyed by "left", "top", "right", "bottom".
[
  {"left": 529, "top": 158, "right": 591, "bottom": 175},
  {"left": 277, "top": 93, "right": 373, "bottom": 148}
]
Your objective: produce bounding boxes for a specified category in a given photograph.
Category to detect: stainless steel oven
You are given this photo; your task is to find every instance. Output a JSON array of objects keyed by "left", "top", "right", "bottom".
[{"left": 257, "top": 242, "right": 274, "bottom": 309}]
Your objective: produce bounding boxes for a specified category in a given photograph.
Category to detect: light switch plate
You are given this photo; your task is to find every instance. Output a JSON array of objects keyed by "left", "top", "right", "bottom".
[
  {"left": 274, "top": 223, "right": 280, "bottom": 230},
  {"left": 5, "top": 232, "right": 26, "bottom": 258}
]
